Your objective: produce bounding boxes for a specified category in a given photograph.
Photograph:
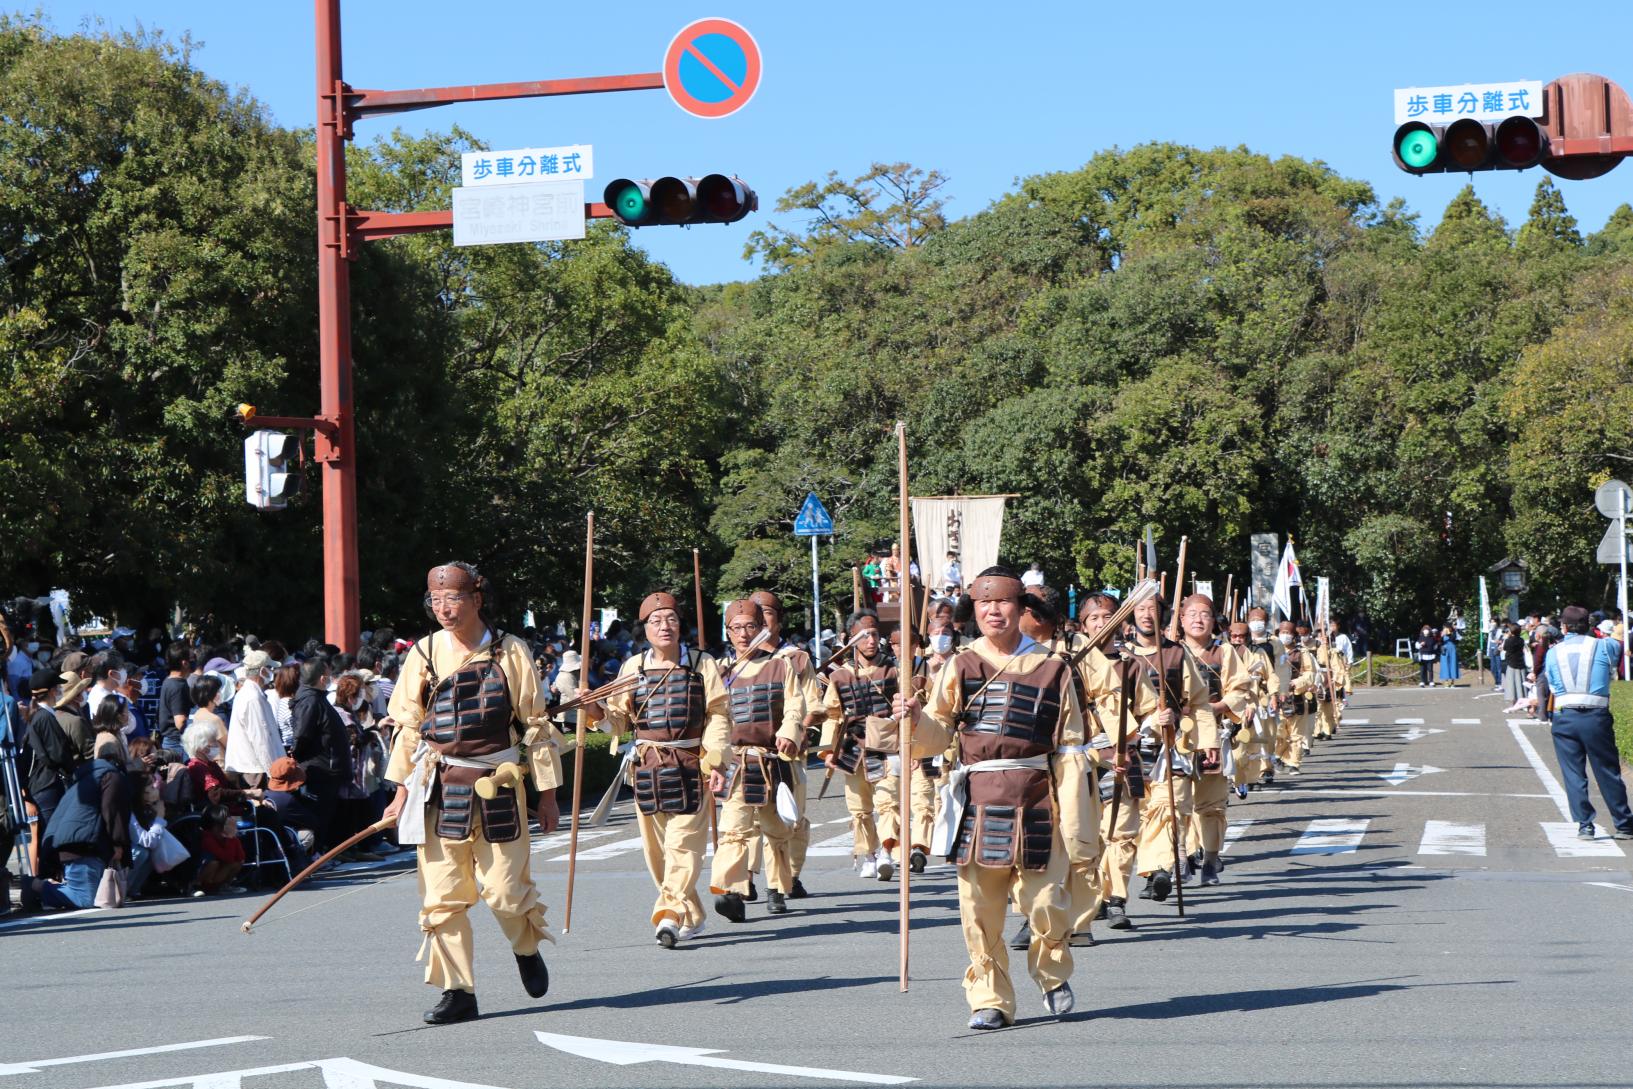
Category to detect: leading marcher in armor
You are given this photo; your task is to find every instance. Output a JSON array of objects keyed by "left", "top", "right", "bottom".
[
  {"left": 382, "top": 563, "right": 561, "bottom": 1026},
  {"left": 1177, "top": 594, "right": 1253, "bottom": 886},
  {"left": 904, "top": 568, "right": 1084, "bottom": 1031},
  {"left": 587, "top": 592, "right": 729, "bottom": 948}
]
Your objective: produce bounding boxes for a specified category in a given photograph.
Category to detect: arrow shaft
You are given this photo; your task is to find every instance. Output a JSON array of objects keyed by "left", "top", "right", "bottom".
[{"left": 670, "top": 1054, "right": 915, "bottom": 1085}]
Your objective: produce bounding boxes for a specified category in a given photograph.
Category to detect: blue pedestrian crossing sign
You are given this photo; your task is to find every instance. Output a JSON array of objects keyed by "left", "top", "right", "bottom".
[{"left": 793, "top": 492, "right": 834, "bottom": 537}]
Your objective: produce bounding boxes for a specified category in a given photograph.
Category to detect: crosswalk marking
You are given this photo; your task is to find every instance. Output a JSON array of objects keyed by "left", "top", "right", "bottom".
[
  {"left": 1344, "top": 718, "right": 1372, "bottom": 725},
  {"left": 1541, "top": 822, "right": 1627, "bottom": 858},
  {"left": 807, "top": 831, "right": 857, "bottom": 857},
  {"left": 1290, "top": 818, "right": 1369, "bottom": 856},
  {"left": 1221, "top": 819, "right": 1255, "bottom": 855},
  {"left": 1450, "top": 718, "right": 1481, "bottom": 725},
  {"left": 531, "top": 828, "right": 619, "bottom": 854},
  {"left": 1418, "top": 820, "right": 1485, "bottom": 856},
  {"left": 547, "top": 835, "right": 646, "bottom": 862}
]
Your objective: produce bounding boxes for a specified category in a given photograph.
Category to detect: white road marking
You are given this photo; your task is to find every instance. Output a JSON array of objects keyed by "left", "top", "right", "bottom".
[
  {"left": 1505, "top": 719, "right": 1571, "bottom": 820},
  {"left": 0, "top": 906, "right": 101, "bottom": 932},
  {"left": 1379, "top": 763, "right": 1443, "bottom": 787},
  {"left": 75, "top": 1057, "right": 514, "bottom": 1089},
  {"left": 535, "top": 1031, "right": 916, "bottom": 1085},
  {"left": 807, "top": 830, "right": 858, "bottom": 857},
  {"left": 1450, "top": 718, "right": 1482, "bottom": 725},
  {"left": 550, "top": 835, "right": 646, "bottom": 862},
  {"left": 1398, "top": 727, "right": 1446, "bottom": 742},
  {"left": 1290, "top": 818, "right": 1369, "bottom": 856},
  {"left": 1588, "top": 881, "right": 1633, "bottom": 893},
  {"left": 1343, "top": 718, "right": 1372, "bottom": 725},
  {"left": 1506, "top": 717, "right": 1547, "bottom": 727},
  {"left": 1418, "top": 821, "right": 1485, "bottom": 856},
  {"left": 1393, "top": 717, "right": 1425, "bottom": 725},
  {"left": 0, "top": 1038, "right": 267, "bottom": 1077},
  {"left": 1221, "top": 819, "right": 1256, "bottom": 855},
  {"left": 530, "top": 828, "right": 619, "bottom": 854},
  {"left": 1542, "top": 823, "right": 1627, "bottom": 858},
  {"left": 1255, "top": 787, "right": 1550, "bottom": 799}
]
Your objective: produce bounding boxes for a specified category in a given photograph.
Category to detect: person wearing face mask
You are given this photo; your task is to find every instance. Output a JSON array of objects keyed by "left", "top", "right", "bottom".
[
  {"left": 1273, "top": 622, "right": 1319, "bottom": 775},
  {"left": 582, "top": 591, "right": 730, "bottom": 949},
  {"left": 903, "top": 567, "right": 1082, "bottom": 1030},
  {"left": 1127, "top": 594, "right": 1215, "bottom": 903},
  {"left": 84, "top": 651, "right": 141, "bottom": 739},
  {"left": 1242, "top": 608, "right": 1282, "bottom": 787},
  {"left": 225, "top": 650, "right": 287, "bottom": 781},
  {"left": 819, "top": 610, "right": 898, "bottom": 881},
  {"left": 1311, "top": 632, "right": 1349, "bottom": 743},
  {"left": 1177, "top": 595, "right": 1253, "bottom": 886}
]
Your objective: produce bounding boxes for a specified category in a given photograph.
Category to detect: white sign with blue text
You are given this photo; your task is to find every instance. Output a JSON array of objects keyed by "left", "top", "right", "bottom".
[
  {"left": 1393, "top": 81, "right": 1543, "bottom": 126},
  {"left": 452, "top": 180, "right": 585, "bottom": 247},
  {"left": 461, "top": 144, "right": 594, "bottom": 188}
]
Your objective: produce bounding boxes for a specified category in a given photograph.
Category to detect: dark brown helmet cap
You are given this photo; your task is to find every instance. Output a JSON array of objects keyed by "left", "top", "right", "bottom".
[{"left": 639, "top": 591, "right": 680, "bottom": 622}]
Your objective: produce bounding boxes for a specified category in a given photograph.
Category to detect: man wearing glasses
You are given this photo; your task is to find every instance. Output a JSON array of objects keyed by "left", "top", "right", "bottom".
[
  {"left": 585, "top": 592, "right": 729, "bottom": 948},
  {"left": 708, "top": 599, "right": 805, "bottom": 921},
  {"left": 381, "top": 563, "right": 562, "bottom": 1025},
  {"left": 1176, "top": 595, "right": 1252, "bottom": 886}
]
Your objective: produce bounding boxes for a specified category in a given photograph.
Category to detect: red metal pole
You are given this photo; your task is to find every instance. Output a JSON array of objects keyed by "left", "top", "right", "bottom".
[{"left": 315, "top": 0, "right": 361, "bottom": 653}]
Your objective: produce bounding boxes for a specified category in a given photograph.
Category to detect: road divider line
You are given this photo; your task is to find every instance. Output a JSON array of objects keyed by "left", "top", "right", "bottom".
[{"left": 1506, "top": 719, "right": 1571, "bottom": 820}]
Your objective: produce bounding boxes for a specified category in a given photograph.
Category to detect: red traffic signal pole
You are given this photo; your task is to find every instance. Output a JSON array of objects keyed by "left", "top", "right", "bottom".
[{"left": 310, "top": 0, "right": 648, "bottom": 650}]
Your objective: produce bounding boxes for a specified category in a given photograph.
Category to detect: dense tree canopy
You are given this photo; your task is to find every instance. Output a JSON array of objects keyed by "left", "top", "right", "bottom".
[{"left": 4, "top": 19, "right": 1629, "bottom": 640}]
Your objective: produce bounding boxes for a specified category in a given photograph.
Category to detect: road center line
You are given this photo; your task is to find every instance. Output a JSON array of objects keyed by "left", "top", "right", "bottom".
[{"left": 1505, "top": 719, "right": 1571, "bottom": 820}]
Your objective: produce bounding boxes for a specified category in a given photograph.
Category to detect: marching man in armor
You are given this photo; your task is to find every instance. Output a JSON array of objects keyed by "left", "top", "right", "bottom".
[
  {"left": 1177, "top": 595, "right": 1253, "bottom": 886},
  {"left": 708, "top": 598, "right": 805, "bottom": 921},
  {"left": 587, "top": 592, "right": 729, "bottom": 948},
  {"left": 902, "top": 567, "right": 1083, "bottom": 1031},
  {"left": 1273, "top": 620, "right": 1319, "bottom": 774},
  {"left": 382, "top": 563, "right": 560, "bottom": 1026}
]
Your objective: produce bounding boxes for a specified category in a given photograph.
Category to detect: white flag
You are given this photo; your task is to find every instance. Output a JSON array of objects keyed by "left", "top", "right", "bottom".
[{"left": 1272, "top": 539, "right": 1300, "bottom": 621}]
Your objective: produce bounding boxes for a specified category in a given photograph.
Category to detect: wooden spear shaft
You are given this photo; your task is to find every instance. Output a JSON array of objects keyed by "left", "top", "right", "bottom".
[
  {"left": 693, "top": 548, "right": 708, "bottom": 655},
  {"left": 1165, "top": 536, "right": 1189, "bottom": 641},
  {"left": 564, "top": 511, "right": 594, "bottom": 933},
  {"left": 897, "top": 420, "right": 914, "bottom": 992}
]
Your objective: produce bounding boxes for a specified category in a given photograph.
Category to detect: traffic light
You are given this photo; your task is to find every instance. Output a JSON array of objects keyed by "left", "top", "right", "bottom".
[
  {"left": 243, "top": 430, "right": 301, "bottom": 511},
  {"left": 602, "top": 174, "right": 757, "bottom": 226},
  {"left": 1393, "top": 115, "right": 1547, "bottom": 175}
]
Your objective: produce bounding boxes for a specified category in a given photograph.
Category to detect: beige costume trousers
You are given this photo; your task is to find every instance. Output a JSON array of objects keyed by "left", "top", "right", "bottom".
[
  {"left": 1135, "top": 774, "right": 1194, "bottom": 876},
  {"left": 638, "top": 805, "right": 709, "bottom": 928},
  {"left": 957, "top": 835, "right": 1073, "bottom": 1019},
  {"left": 711, "top": 793, "right": 794, "bottom": 895}
]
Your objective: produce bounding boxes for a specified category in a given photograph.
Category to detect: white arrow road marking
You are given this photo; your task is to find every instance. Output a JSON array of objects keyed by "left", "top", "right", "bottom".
[
  {"left": 535, "top": 1031, "right": 916, "bottom": 1085},
  {"left": 530, "top": 828, "right": 618, "bottom": 854},
  {"left": 546, "top": 835, "right": 645, "bottom": 862},
  {"left": 74, "top": 1058, "right": 515, "bottom": 1089},
  {"left": 0, "top": 1039, "right": 268, "bottom": 1078},
  {"left": 1542, "top": 823, "right": 1626, "bottom": 859},
  {"left": 1588, "top": 881, "right": 1633, "bottom": 893},
  {"left": 1418, "top": 821, "right": 1485, "bottom": 856},
  {"left": 1221, "top": 819, "right": 1256, "bottom": 855},
  {"left": 1379, "top": 763, "right": 1444, "bottom": 786},
  {"left": 1506, "top": 720, "right": 1571, "bottom": 820},
  {"left": 1398, "top": 727, "right": 1446, "bottom": 742},
  {"left": 1290, "top": 819, "right": 1369, "bottom": 856}
]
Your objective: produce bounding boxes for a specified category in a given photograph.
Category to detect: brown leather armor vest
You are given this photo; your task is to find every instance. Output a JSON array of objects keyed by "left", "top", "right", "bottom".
[
  {"left": 633, "top": 658, "right": 706, "bottom": 743},
  {"left": 834, "top": 663, "right": 896, "bottom": 729},
  {"left": 417, "top": 643, "right": 520, "bottom": 842},
  {"left": 726, "top": 656, "right": 787, "bottom": 749},
  {"left": 1194, "top": 645, "right": 1224, "bottom": 704},
  {"left": 950, "top": 650, "right": 1066, "bottom": 871}
]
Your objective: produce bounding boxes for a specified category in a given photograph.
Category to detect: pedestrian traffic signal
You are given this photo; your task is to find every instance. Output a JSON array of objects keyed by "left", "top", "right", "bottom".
[
  {"left": 1393, "top": 115, "right": 1547, "bottom": 175},
  {"left": 243, "top": 429, "right": 301, "bottom": 510},
  {"left": 602, "top": 174, "right": 757, "bottom": 226}
]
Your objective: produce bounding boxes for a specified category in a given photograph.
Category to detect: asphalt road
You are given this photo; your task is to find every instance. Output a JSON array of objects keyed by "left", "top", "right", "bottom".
[{"left": 5, "top": 683, "right": 1632, "bottom": 1089}]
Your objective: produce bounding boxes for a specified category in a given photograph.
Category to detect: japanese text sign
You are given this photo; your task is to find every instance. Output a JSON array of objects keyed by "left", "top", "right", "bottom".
[{"left": 1393, "top": 81, "right": 1543, "bottom": 126}]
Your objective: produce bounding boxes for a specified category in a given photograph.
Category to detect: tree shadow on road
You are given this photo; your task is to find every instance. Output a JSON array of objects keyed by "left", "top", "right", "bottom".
[{"left": 1093, "top": 975, "right": 1517, "bottom": 1020}]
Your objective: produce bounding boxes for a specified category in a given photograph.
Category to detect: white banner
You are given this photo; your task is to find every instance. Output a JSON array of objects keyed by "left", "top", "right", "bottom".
[
  {"left": 910, "top": 497, "right": 1007, "bottom": 596},
  {"left": 1272, "top": 539, "right": 1300, "bottom": 622}
]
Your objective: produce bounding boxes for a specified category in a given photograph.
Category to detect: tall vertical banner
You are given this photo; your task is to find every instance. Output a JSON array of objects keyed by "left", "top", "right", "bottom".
[
  {"left": 1272, "top": 539, "right": 1301, "bottom": 622},
  {"left": 1478, "top": 577, "right": 1491, "bottom": 653},
  {"left": 1250, "top": 534, "right": 1278, "bottom": 617},
  {"left": 909, "top": 496, "right": 1007, "bottom": 593}
]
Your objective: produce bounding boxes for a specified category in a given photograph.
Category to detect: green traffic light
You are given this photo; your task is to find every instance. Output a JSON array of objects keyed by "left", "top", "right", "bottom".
[
  {"left": 1398, "top": 128, "right": 1438, "bottom": 170},
  {"left": 611, "top": 184, "right": 647, "bottom": 222}
]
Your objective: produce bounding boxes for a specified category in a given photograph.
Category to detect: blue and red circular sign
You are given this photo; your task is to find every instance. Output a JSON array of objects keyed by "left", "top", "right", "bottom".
[{"left": 664, "top": 18, "right": 761, "bottom": 119}]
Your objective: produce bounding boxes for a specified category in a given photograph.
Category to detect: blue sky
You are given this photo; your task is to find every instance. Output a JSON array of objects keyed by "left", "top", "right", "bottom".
[{"left": 42, "top": 0, "right": 1633, "bottom": 284}]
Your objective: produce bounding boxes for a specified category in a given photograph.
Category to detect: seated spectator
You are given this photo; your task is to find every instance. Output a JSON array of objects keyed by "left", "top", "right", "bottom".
[
  {"left": 182, "top": 721, "right": 263, "bottom": 816},
  {"left": 270, "top": 664, "right": 299, "bottom": 752},
  {"left": 264, "top": 756, "right": 320, "bottom": 860},
  {"left": 194, "top": 803, "right": 245, "bottom": 896},
  {"left": 24, "top": 740, "right": 132, "bottom": 911},
  {"left": 127, "top": 776, "right": 190, "bottom": 898}
]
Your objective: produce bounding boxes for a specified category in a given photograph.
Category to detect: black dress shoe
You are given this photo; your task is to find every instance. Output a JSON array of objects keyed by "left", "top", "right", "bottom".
[
  {"left": 909, "top": 848, "right": 927, "bottom": 873},
  {"left": 1008, "top": 920, "right": 1031, "bottom": 950},
  {"left": 1151, "top": 869, "right": 1172, "bottom": 903},
  {"left": 515, "top": 952, "right": 549, "bottom": 998},
  {"left": 789, "top": 878, "right": 810, "bottom": 899},
  {"left": 423, "top": 989, "right": 479, "bottom": 1025},
  {"left": 715, "top": 892, "right": 747, "bottom": 923},
  {"left": 1201, "top": 859, "right": 1221, "bottom": 886},
  {"left": 1105, "top": 897, "right": 1135, "bottom": 930},
  {"left": 1183, "top": 851, "right": 1201, "bottom": 879},
  {"left": 1139, "top": 874, "right": 1156, "bottom": 901},
  {"left": 1095, "top": 900, "right": 1109, "bottom": 921},
  {"left": 766, "top": 890, "right": 790, "bottom": 915},
  {"left": 743, "top": 879, "right": 759, "bottom": 902},
  {"left": 1068, "top": 930, "right": 1096, "bottom": 947},
  {"left": 968, "top": 1008, "right": 1008, "bottom": 1031}
]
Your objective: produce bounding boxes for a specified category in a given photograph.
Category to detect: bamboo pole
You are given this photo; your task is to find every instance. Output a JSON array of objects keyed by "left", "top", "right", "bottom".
[
  {"left": 897, "top": 421, "right": 914, "bottom": 992},
  {"left": 563, "top": 512, "right": 594, "bottom": 933}
]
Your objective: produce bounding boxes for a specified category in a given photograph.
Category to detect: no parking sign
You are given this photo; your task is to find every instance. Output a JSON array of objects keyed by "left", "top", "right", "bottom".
[{"left": 664, "top": 18, "right": 761, "bottom": 119}]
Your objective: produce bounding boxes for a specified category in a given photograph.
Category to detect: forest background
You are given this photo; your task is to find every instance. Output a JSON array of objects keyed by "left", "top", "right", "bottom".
[{"left": 6, "top": 20, "right": 1631, "bottom": 640}]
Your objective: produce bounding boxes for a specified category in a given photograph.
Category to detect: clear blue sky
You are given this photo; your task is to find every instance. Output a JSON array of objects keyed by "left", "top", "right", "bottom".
[{"left": 43, "top": 0, "right": 1633, "bottom": 284}]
